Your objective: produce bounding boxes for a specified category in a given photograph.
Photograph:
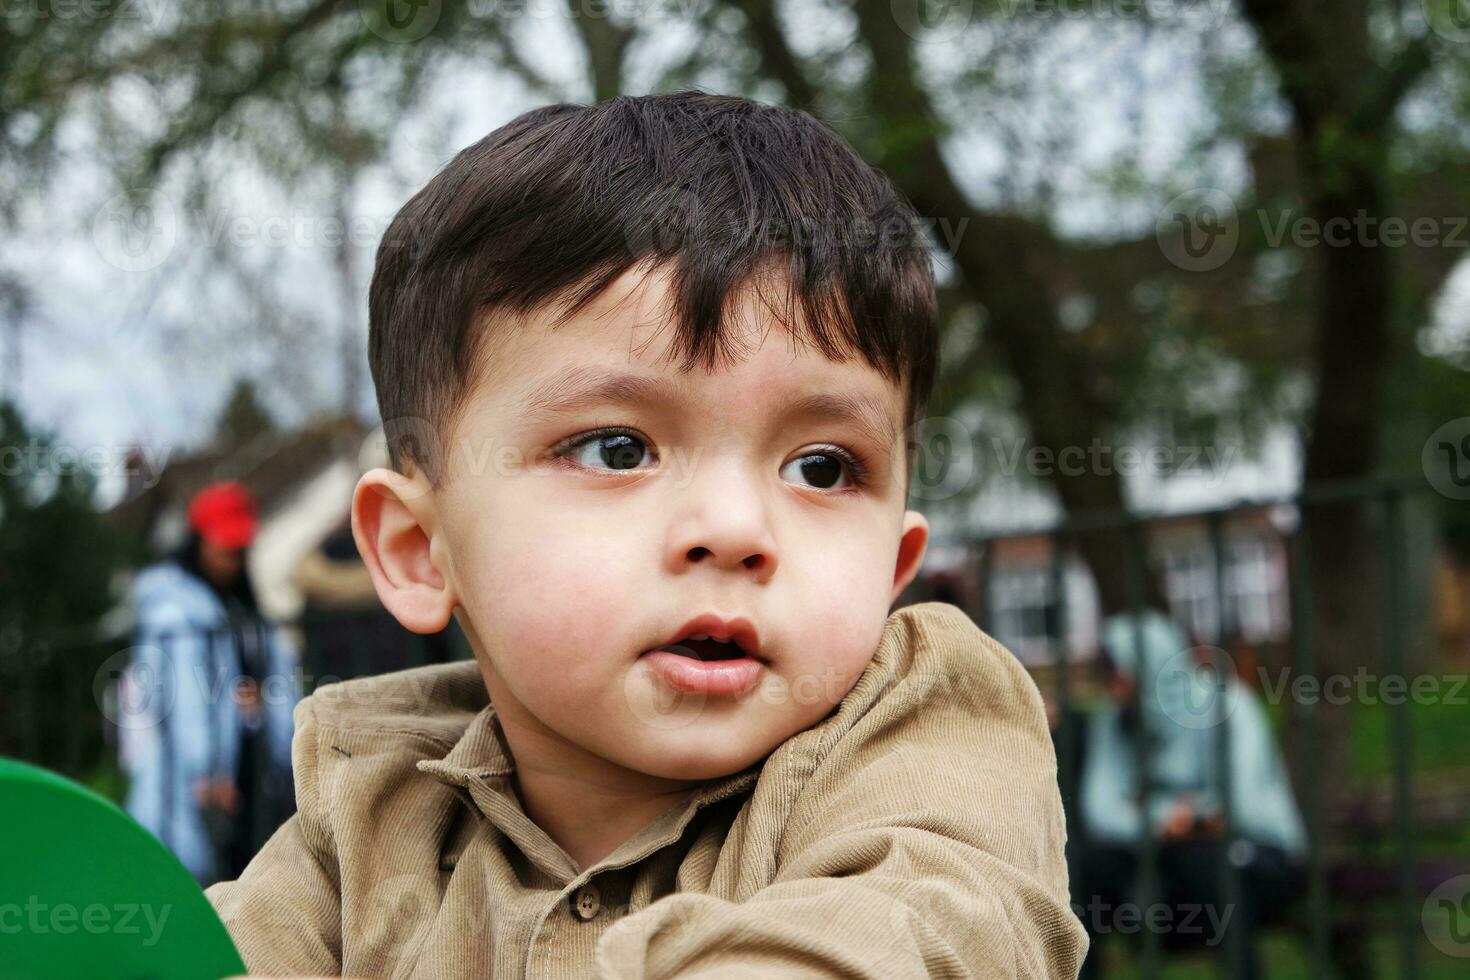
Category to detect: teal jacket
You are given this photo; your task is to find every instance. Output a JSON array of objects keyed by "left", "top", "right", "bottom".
[{"left": 1079, "top": 612, "right": 1306, "bottom": 857}]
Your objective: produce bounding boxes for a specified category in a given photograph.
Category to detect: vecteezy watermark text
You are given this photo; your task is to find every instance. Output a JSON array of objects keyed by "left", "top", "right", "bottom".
[
  {"left": 0, "top": 898, "right": 171, "bottom": 947},
  {"left": 1072, "top": 897, "right": 1234, "bottom": 945}
]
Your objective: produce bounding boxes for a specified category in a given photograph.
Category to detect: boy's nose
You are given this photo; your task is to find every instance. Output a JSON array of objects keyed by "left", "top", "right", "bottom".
[
  {"left": 684, "top": 543, "right": 775, "bottom": 580},
  {"left": 676, "top": 524, "right": 778, "bottom": 583},
  {"left": 664, "top": 458, "right": 779, "bottom": 584}
]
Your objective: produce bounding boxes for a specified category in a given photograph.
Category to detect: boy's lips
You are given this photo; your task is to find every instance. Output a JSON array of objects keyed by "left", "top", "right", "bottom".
[
  {"left": 640, "top": 612, "right": 767, "bottom": 696},
  {"left": 646, "top": 612, "right": 763, "bottom": 661},
  {"left": 640, "top": 649, "right": 766, "bottom": 697}
]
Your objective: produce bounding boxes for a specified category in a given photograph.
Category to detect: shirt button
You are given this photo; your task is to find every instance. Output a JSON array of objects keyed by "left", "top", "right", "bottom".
[{"left": 572, "top": 883, "right": 601, "bottom": 921}]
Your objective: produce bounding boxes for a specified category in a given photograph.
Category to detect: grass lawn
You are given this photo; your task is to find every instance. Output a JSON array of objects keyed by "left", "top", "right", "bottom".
[{"left": 1097, "top": 932, "right": 1469, "bottom": 978}]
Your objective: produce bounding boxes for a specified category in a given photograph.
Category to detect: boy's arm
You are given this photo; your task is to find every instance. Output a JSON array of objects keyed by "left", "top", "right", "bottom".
[
  {"left": 594, "top": 605, "right": 1089, "bottom": 979},
  {"left": 204, "top": 697, "right": 342, "bottom": 976}
]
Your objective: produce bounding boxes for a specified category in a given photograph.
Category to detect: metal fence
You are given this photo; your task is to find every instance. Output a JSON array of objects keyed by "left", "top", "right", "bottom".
[
  {"left": 0, "top": 607, "right": 471, "bottom": 883},
  {"left": 964, "top": 477, "right": 1463, "bottom": 979}
]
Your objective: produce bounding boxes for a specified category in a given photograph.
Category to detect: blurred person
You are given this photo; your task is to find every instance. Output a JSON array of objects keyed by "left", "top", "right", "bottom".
[
  {"left": 117, "top": 481, "right": 300, "bottom": 886},
  {"left": 1073, "top": 611, "right": 1306, "bottom": 979}
]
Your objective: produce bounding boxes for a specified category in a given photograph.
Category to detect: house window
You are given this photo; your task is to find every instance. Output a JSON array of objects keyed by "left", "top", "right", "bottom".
[
  {"left": 1227, "top": 536, "right": 1282, "bottom": 643},
  {"left": 1162, "top": 533, "right": 1285, "bottom": 644},
  {"left": 1164, "top": 545, "right": 1217, "bottom": 642},
  {"left": 989, "top": 564, "right": 1056, "bottom": 663}
]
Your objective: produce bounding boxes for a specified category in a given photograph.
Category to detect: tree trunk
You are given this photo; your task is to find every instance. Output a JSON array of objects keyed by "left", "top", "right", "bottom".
[{"left": 1238, "top": 1, "right": 1429, "bottom": 973}]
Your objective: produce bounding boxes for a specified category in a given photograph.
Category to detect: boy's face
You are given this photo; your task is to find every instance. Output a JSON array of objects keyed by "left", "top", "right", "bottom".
[{"left": 354, "top": 260, "right": 928, "bottom": 783}]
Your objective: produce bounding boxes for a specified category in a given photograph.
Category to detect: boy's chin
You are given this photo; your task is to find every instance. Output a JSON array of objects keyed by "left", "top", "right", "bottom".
[{"left": 617, "top": 735, "right": 780, "bottom": 784}]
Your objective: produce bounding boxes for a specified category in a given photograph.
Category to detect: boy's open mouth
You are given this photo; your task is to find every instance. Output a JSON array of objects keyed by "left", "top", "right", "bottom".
[
  {"left": 659, "top": 637, "right": 750, "bottom": 662},
  {"left": 645, "top": 614, "right": 764, "bottom": 665}
]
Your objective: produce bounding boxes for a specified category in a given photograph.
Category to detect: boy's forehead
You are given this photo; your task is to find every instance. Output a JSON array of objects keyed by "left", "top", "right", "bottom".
[
  {"left": 509, "top": 360, "right": 902, "bottom": 452},
  {"left": 469, "top": 263, "right": 906, "bottom": 434}
]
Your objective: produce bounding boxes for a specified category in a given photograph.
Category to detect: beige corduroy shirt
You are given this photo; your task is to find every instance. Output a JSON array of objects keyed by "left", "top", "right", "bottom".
[{"left": 205, "top": 600, "right": 1088, "bottom": 978}]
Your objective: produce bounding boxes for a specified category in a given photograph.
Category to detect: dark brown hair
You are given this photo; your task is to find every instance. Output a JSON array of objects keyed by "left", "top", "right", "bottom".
[{"left": 367, "top": 91, "right": 938, "bottom": 491}]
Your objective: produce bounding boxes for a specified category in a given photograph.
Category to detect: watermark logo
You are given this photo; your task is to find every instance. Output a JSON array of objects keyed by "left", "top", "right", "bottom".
[
  {"left": 1422, "top": 0, "right": 1470, "bottom": 43},
  {"left": 1256, "top": 667, "right": 1468, "bottom": 708},
  {"left": 623, "top": 188, "right": 705, "bottom": 256},
  {"left": 93, "top": 189, "right": 177, "bottom": 273},
  {"left": 622, "top": 654, "right": 710, "bottom": 731},
  {"left": 994, "top": 0, "right": 1231, "bottom": 26},
  {"left": 1423, "top": 417, "right": 1470, "bottom": 500},
  {"left": 1071, "top": 896, "right": 1235, "bottom": 945},
  {"left": 1154, "top": 645, "right": 1238, "bottom": 730},
  {"left": 0, "top": 898, "right": 171, "bottom": 947},
  {"left": 359, "top": 0, "right": 442, "bottom": 42},
  {"left": 890, "top": 0, "right": 975, "bottom": 44},
  {"left": 0, "top": 437, "right": 169, "bottom": 488},
  {"left": 363, "top": 873, "right": 441, "bottom": 956},
  {"left": 96, "top": 646, "right": 175, "bottom": 730},
  {"left": 361, "top": 416, "right": 445, "bottom": 501},
  {"left": 1424, "top": 874, "right": 1470, "bottom": 958},
  {"left": 0, "top": 0, "right": 166, "bottom": 28},
  {"left": 95, "top": 647, "right": 312, "bottom": 730},
  {"left": 1157, "top": 188, "right": 1238, "bottom": 272},
  {"left": 907, "top": 415, "right": 977, "bottom": 501}
]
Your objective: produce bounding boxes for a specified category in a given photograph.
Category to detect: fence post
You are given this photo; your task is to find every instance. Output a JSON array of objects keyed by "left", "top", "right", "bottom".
[
  {"left": 1287, "top": 518, "right": 1328, "bottom": 977},
  {"left": 1126, "top": 519, "right": 1161, "bottom": 979},
  {"left": 1382, "top": 487, "right": 1418, "bottom": 979},
  {"left": 1206, "top": 512, "right": 1243, "bottom": 978}
]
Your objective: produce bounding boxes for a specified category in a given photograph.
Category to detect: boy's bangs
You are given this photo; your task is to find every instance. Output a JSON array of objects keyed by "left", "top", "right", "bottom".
[{"left": 370, "top": 93, "right": 938, "bottom": 487}]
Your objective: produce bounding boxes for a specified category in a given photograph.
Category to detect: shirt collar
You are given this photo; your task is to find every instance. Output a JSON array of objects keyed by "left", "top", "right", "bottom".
[
  {"left": 415, "top": 702, "right": 763, "bottom": 880},
  {"left": 415, "top": 701, "right": 515, "bottom": 784}
]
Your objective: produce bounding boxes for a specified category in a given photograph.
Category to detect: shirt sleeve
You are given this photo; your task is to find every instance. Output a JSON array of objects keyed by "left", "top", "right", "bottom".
[
  {"left": 204, "top": 696, "right": 343, "bottom": 976},
  {"left": 594, "top": 604, "right": 1089, "bottom": 979}
]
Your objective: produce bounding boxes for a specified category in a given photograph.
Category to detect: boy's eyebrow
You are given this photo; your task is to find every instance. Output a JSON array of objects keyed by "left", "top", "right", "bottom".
[
  {"left": 517, "top": 365, "right": 686, "bottom": 425},
  {"left": 517, "top": 365, "right": 900, "bottom": 448},
  {"left": 786, "top": 391, "right": 901, "bottom": 452}
]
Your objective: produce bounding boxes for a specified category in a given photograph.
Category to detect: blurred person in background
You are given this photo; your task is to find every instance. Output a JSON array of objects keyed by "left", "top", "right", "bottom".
[
  {"left": 117, "top": 481, "right": 300, "bottom": 886},
  {"left": 1073, "top": 611, "right": 1306, "bottom": 979}
]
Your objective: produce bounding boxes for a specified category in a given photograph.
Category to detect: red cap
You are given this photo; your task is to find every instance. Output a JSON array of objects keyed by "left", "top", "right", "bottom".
[{"left": 187, "top": 481, "right": 259, "bottom": 549}]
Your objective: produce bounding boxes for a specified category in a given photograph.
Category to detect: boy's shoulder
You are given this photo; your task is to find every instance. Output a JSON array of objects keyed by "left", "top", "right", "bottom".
[
  {"left": 294, "top": 658, "right": 488, "bottom": 749},
  {"left": 848, "top": 600, "right": 1040, "bottom": 714},
  {"left": 775, "top": 600, "right": 1044, "bottom": 772}
]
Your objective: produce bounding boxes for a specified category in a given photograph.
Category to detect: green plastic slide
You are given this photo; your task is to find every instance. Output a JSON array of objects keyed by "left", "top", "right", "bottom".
[{"left": 0, "top": 757, "right": 246, "bottom": 979}]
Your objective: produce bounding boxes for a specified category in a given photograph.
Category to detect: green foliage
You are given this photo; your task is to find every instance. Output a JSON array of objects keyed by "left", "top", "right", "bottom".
[
  {"left": 0, "top": 399, "right": 144, "bottom": 775},
  {"left": 212, "top": 376, "right": 277, "bottom": 453}
]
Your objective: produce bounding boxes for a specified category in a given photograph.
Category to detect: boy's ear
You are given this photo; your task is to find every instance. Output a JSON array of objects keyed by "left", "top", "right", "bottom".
[
  {"left": 890, "top": 509, "right": 930, "bottom": 604},
  {"left": 350, "top": 467, "right": 457, "bottom": 634}
]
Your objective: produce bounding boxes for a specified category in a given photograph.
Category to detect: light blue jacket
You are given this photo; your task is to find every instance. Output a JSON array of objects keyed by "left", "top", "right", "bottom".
[
  {"left": 1079, "top": 612, "right": 1307, "bottom": 858},
  {"left": 117, "top": 560, "right": 299, "bottom": 883}
]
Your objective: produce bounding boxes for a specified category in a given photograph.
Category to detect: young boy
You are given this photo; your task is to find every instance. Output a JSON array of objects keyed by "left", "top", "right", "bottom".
[{"left": 206, "top": 91, "right": 1087, "bottom": 978}]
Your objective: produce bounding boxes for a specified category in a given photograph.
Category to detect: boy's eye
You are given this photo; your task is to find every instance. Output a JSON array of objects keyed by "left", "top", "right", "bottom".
[
  {"left": 558, "top": 429, "right": 656, "bottom": 472},
  {"left": 780, "top": 449, "right": 866, "bottom": 491},
  {"left": 554, "top": 428, "right": 869, "bottom": 491}
]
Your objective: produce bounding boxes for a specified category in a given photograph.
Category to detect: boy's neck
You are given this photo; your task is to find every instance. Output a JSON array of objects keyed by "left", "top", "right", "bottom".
[
  {"left": 511, "top": 760, "right": 697, "bottom": 872},
  {"left": 477, "top": 662, "right": 702, "bottom": 872}
]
